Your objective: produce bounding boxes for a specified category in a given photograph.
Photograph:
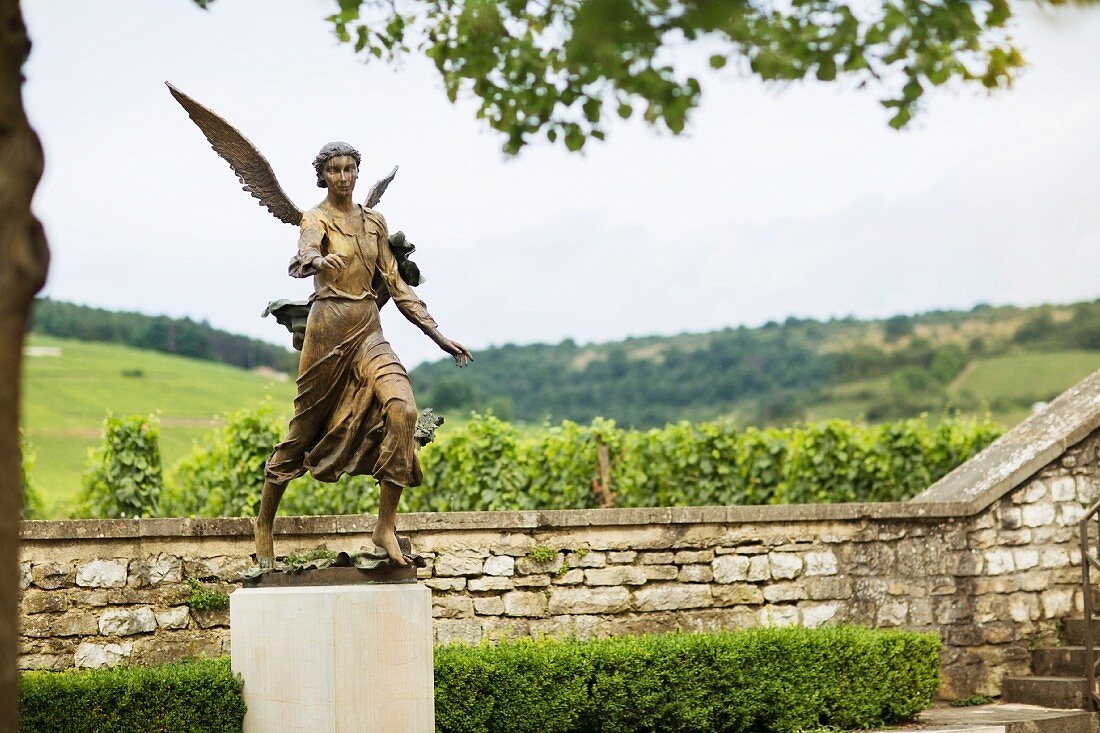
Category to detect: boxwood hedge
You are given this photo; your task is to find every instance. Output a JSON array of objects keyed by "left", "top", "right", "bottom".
[{"left": 20, "top": 627, "right": 939, "bottom": 733}]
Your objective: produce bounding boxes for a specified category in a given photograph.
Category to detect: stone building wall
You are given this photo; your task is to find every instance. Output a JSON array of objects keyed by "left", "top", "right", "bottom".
[{"left": 17, "top": 426, "right": 1100, "bottom": 698}]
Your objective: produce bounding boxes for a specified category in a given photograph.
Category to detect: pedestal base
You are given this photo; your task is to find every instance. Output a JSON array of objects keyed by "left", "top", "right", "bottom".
[{"left": 230, "top": 583, "right": 434, "bottom": 732}]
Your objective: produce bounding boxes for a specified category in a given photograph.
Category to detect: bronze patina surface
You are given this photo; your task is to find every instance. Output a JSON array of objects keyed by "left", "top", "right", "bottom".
[{"left": 169, "top": 83, "right": 472, "bottom": 569}]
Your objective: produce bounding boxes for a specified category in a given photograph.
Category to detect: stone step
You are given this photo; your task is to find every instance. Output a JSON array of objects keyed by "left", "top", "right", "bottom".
[
  {"left": 1002, "top": 676, "right": 1091, "bottom": 709},
  {"left": 1060, "top": 619, "right": 1100, "bottom": 647},
  {"left": 909, "top": 703, "right": 1096, "bottom": 733},
  {"left": 1033, "top": 647, "right": 1092, "bottom": 677}
]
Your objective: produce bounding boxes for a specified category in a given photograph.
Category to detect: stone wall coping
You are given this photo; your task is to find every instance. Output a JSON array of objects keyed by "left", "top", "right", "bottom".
[
  {"left": 913, "top": 368, "right": 1100, "bottom": 508},
  {"left": 21, "top": 500, "right": 975, "bottom": 541}
]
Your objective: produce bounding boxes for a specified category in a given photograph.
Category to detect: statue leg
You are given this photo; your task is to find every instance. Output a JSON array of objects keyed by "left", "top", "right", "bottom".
[
  {"left": 371, "top": 395, "right": 419, "bottom": 566},
  {"left": 372, "top": 479, "right": 408, "bottom": 566},
  {"left": 255, "top": 478, "right": 288, "bottom": 568}
]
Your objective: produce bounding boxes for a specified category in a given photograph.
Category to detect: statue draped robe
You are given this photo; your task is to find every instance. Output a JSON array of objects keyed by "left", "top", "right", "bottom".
[{"left": 264, "top": 204, "right": 438, "bottom": 487}]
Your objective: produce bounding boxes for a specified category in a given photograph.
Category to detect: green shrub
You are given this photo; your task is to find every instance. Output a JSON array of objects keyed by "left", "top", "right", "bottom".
[
  {"left": 162, "top": 402, "right": 380, "bottom": 518},
  {"left": 160, "top": 407, "right": 999, "bottom": 516},
  {"left": 19, "top": 658, "right": 245, "bottom": 733},
  {"left": 76, "top": 413, "right": 163, "bottom": 519},
  {"left": 435, "top": 627, "right": 941, "bottom": 733},
  {"left": 412, "top": 413, "right": 1001, "bottom": 512},
  {"left": 19, "top": 629, "right": 936, "bottom": 733}
]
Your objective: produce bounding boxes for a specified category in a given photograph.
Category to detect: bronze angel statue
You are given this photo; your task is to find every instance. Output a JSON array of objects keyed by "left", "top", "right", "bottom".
[{"left": 167, "top": 83, "right": 472, "bottom": 568}]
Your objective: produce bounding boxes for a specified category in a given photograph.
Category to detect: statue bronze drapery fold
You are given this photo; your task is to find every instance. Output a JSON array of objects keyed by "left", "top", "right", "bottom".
[{"left": 168, "top": 84, "right": 472, "bottom": 568}]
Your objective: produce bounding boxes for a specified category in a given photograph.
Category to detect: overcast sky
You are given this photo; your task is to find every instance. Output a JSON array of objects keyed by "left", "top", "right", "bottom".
[{"left": 21, "top": 1, "right": 1100, "bottom": 366}]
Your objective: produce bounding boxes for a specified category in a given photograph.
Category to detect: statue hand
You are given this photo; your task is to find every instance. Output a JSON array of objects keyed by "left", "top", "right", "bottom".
[
  {"left": 440, "top": 338, "right": 473, "bottom": 367},
  {"left": 313, "top": 253, "right": 347, "bottom": 272}
]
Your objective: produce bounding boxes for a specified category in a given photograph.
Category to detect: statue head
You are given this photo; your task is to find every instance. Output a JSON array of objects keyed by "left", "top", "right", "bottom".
[{"left": 312, "top": 141, "right": 361, "bottom": 189}]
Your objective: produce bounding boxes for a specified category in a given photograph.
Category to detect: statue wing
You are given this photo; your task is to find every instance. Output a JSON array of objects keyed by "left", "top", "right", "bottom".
[
  {"left": 166, "top": 82, "right": 302, "bottom": 227},
  {"left": 364, "top": 165, "right": 398, "bottom": 209}
]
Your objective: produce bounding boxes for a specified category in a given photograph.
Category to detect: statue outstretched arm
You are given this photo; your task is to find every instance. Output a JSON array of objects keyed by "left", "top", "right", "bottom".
[{"left": 288, "top": 210, "right": 325, "bottom": 278}]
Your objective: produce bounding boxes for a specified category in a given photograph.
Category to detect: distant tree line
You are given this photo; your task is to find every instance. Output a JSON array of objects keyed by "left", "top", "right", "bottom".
[
  {"left": 412, "top": 301, "right": 1100, "bottom": 428},
  {"left": 30, "top": 298, "right": 298, "bottom": 373}
]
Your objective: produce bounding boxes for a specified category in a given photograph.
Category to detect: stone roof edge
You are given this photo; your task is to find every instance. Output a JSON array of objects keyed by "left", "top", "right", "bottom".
[
  {"left": 21, "top": 500, "right": 975, "bottom": 542},
  {"left": 911, "top": 369, "right": 1100, "bottom": 510}
]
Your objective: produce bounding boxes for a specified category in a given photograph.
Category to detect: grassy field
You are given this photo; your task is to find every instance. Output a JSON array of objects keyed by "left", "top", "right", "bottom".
[{"left": 22, "top": 335, "right": 296, "bottom": 516}]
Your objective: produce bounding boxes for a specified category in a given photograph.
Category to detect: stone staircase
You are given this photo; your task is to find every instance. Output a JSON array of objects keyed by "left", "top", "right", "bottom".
[{"left": 1003, "top": 617, "right": 1100, "bottom": 710}]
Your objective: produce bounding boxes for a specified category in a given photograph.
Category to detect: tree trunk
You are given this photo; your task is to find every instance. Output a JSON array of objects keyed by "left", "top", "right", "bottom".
[{"left": 0, "top": 0, "right": 48, "bottom": 726}]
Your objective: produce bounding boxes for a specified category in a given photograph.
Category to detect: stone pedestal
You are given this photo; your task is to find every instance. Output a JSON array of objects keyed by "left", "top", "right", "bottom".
[{"left": 230, "top": 583, "right": 434, "bottom": 733}]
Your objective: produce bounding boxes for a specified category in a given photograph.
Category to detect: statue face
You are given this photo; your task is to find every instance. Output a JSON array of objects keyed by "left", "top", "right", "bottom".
[{"left": 323, "top": 154, "right": 358, "bottom": 195}]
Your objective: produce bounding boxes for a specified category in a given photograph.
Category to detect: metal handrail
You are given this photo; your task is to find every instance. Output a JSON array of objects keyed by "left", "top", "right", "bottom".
[{"left": 1079, "top": 497, "right": 1100, "bottom": 710}]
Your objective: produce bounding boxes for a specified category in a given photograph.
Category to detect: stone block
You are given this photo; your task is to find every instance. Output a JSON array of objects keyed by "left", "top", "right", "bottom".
[
  {"left": 99, "top": 607, "right": 157, "bottom": 636},
  {"left": 156, "top": 606, "right": 191, "bottom": 630},
  {"left": 769, "top": 553, "right": 803, "bottom": 580},
  {"left": 503, "top": 591, "right": 549, "bottom": 618},
  {"left": 128, "top": 554, "right": 182, "bottom": 587},
  {"left": 1040, "top": 548, "right": 1072, "bottom": 569},
  {"left": 193, "top": 607, "right": 230, "bottom": 629},
  {"left": 514, "top": 574, "right": 551, "bottom": 588},
  {"left": 74, "top": 641, "right": 132, "bottom": 669},
  {"left": 1000, "top": 507, "right": 1023, "bottom": 530},
  {"left": 76, "top": 560, "right": 128, "bottom": 589},
  {"left": 1015, "top": 481, "right": 1047, "bottom": 504},
  {"left": 24, "top": 611, "right": 97, "bottom": 638},
  {"left": 607, "top": 551, "right": 637, "bottom": 564},
  {"left": 1041, "top": 588, "right": 1074, "bottom": 619},
  {"left": 747, "top": 555, "right": 770, "bottom": 582},
  {"left": 19, "top": 563, "right": 31, "bottom": 591},
  {"left": 555, "top": 569, "right": 584, "bottom": 585},
  {"left": 424, "top": 578, "right": 465, "bottom": 592},
  {"left": 643, "top": 566, "right": 679, "bottom": 581},
  {"left": 231, "top": 583, "right": 434, "bottom": 732},
  {"left": 1051, "top": 476, "right": 1077, "bottom": 502},
  {"left": 516, "top": 553, "right": 565, "bottom": 575},
  {"left": 22, "top": 592, "right": 67, "bottom": 615},
  {"left": 763, "top": 583, "right": 807, "bottom": 603},
  {"left": 909, "top": 598, "right": 934, "bottom": 626},
  {"left": 432, "top": 595, "right": 474, "bottom": 619},
  {"left": 674, "top": 550, "right": 713, "bottom": 564},
  {"left": 482, "top": 555, "right": 515, "bottom": 577},
  {"left": 712, "top": 584, "right": 764, "bottom": 606},
  {"left": 801, "top": 602, "right": 839, "bottom": 628},
  {"left": 1008, "top": 592, "right": 1039, "bottom": 623},
  {"left": 759, "top": 605, "right": 799, "bottom": 627},
  {"left": 633, "top": 584, "right": 712, "bottom": 612},
  {"left": 640, "top": 552, "right": 675, "bottom": 565},
  {"left": 32, "top": 562, "right": 74, "bottom": 590},
  {"left": 474, "top": 597, "right": 505, "bottom": 616},
  {"left": 804, "top": 577, "right": 852, "bottom": 600},
  {"left": 1013, "top": 549, "right": 1040, "bottom": 571},
  {"left": 1021, "top": 503, "right": 1056, "bottom": 528},
  {"left": 677, "top": 565, "right": 713, "bottom": 584},
  {"left": 434, "top": 551, "right": 486, "bottom": 577},
  {"left": 467, "top": 577, "right": 514, "bottom": 592},
  {"left": 585, "top": 567, "right": 646, "bottom": 586},
  {"left": 712, "top": 555, "right": 749, "bottom": 584},
  {"left": 434, "top": 618, "right": 482, "bottom": 645},
  {"left": 803, "top": 551, "right": 838, "bottom": 577},
  {"left": 876, "top": 599, "right": 907, "bottom": 627},
  {"left": 1060, "top": 503, "right": 1086, "bottom": 527},
  {"left": 548, "top": 587, "right": 631, "bottom": 615},
  {"left": 571, "top": 551, "right": 606, "bottom": 569},
  {"left": 19, "top": 654, "right": 69, "bottom": 672},
  {"left": 984, "top": 550, "right": 1015, "bottom": 576}
]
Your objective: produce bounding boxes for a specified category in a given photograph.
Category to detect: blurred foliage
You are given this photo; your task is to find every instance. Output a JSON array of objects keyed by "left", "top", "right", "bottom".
[
  {"left": 188, "top": 0, "right": 1077, "bottom": 152},
  {"left": 76, "top": 414, "right": 163, "bottom": 519},
  {"left": 20, "top": 433, "right": 44, "bottom": 520}
]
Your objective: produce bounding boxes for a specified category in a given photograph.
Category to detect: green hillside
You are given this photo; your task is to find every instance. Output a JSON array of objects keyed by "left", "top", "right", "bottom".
[
  {"left": 410, "top": 299, "right": 1100, "bottom": 427},
  {"left": 21, "top": 335, "right": 296, "bottom": 515}
]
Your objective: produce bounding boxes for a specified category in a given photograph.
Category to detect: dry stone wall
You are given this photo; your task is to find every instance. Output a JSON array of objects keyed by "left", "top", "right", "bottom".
[{"left": 18, "top": 428, "right": 1100, "bottom": 699}]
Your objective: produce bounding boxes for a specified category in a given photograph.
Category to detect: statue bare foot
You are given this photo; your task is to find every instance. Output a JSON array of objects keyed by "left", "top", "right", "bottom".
[{"left": 372, "top": 529, "right": 409, "bottom": 566}]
